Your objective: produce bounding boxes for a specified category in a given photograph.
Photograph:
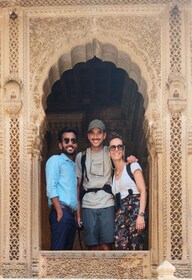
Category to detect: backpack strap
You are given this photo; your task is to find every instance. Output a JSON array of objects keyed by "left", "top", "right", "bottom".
[
  {"left": 126, "top": 164, "right": 136, "bottom": 183},
  {"left": 80, "top": 151, "right": 88, "bottom": 183},
  {"left": 111, "top": 162, "right": 136, "bottom": 183},
  {"left": 80, "top": 151, "right": 88, "bottom": 201},
  {"left": 111, "top": 159, "right": 115, "bottom": 179}
]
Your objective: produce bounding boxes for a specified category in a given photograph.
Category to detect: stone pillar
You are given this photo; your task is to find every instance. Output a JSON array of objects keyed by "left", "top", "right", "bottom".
[
  {"left": 2, "top": 79, "right": 28, "bottom": 277},
  {"left": 164, "top": 4, "right": 191, "bottom": 277}
]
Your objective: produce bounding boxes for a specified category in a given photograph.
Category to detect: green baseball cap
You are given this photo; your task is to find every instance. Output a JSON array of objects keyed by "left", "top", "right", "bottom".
[{"left": 88, "top": 119, "right": 106, "bottom": 132}]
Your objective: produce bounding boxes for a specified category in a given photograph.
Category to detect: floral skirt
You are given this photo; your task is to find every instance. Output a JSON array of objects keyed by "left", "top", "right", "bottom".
[{"left": 114, "top": 194, "right": 146, "bottom": 250}]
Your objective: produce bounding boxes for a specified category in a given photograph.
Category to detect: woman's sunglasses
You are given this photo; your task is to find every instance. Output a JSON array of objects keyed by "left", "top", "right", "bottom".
[
  {"left": 63, "top": 138, "right": 77, "bottom": 144},
  {"left": 108, "top": 144, "right": 125, "bottom": 152}
]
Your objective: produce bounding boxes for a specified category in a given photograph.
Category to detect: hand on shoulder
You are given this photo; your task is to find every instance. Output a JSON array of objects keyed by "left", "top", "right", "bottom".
[{"left": 127, "top": 155, "right": 138, "bottom": 164}]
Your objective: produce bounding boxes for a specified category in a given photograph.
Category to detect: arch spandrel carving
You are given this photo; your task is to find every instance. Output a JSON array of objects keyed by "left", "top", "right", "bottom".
[{"left": 28, "top": 7, "right": 162, "bottom": 117}]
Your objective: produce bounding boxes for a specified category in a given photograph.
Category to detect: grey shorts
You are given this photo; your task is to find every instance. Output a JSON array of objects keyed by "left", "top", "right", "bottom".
[{"left": 82, "top": 206, "right": 115, "bottom": 246}]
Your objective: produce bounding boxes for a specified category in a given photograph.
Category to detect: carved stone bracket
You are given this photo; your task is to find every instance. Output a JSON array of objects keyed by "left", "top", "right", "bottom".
[
  {"left": 167, "top": 98, "right": 186, "bottom": 113},
  {"left": 4, "top": 100, "right": 22, "bottom": 116}
]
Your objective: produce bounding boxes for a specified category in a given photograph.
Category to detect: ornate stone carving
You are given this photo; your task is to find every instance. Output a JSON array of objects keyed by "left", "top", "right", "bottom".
[
  {"left": 169, "top": 5, "right": 182, "bottom": 75},
  {"left": 39, "top": 251, "right": 151, "bottom": 279},
  {"left": 29, "top": 7, "right": 161, "bottom": 102},
  {"left": 174, "top": 262, "right": 192, "bottom": 278},
  {"left": 2, "top": 262, "right": 29, "bottom": 278},
  {"left": 9, "top": 14, "right": 19, "bottom": 75},
  {"left": 27, "top": 114, "right": 44, "bottom": 156},
  {"left": 167, "top": 74, "right": 186, "bottom": 113},
  {"left": 167, "top": 73, "right": 185, "bottom": 98},
  {"left": 4, "top": 100, "right": 22, "bottom": 116},
  {"left": 0, "top": 0, "right": 191, "bottom": 8},
  {"left": 4, "top": 73, "right": 23, "bottom": 88},
  {"left": 98, "top": 15, "right": 161, "bottom": 82},
  {"left": 167, "top": 98, "right": 186, "bottom": 113},
  {"left": 6, "top": 117, "right": 21, "bottom": 262},
  {"left": 167, "top": 3, "right": 188, "bottom": 269},
  {"left": 169, "top": 112, "right": 183, "bottom": 261},
  {"left": 33, "top": 91, "right": 41, "bottom": 109},
  {"left": 147, "top": 121, "right": 163, "bottom": 154}
]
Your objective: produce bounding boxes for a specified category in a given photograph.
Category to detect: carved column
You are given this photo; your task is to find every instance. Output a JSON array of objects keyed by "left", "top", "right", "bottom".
[
  {"left": 2, "top": 79, "right": 27, "bottom": 277},
  {"left": 27, "top": 113, "right": 45, "bottom": 277},
  {"left": 167, "top": 75, "right": 189, "bottom": 276},
  {"left": 147, "top": 118, "right": 163, "bottom": 275},
  {"left": 166, "top": 4, "right": 191, "bottom": 277},
  {"left": 31, "top": 141, "right": 43, "bottom": 278}
]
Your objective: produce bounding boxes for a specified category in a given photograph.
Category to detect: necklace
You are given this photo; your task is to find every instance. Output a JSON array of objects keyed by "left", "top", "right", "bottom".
[
  {"left": 114, "top": 162, "right": 125, "bottom": 177},
  {"left": 115, "top": 169, "right": 122, "bottom": 176}
]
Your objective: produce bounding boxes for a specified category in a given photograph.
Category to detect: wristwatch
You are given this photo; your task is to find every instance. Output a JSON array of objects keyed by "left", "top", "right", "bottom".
[{"left": 138, "top": 212, "right": 145, "bottom": 216}]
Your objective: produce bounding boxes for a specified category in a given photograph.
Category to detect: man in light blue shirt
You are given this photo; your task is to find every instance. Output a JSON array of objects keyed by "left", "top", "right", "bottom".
[{"left": 46, "top": 127, "right": 78, "bottom": 250}]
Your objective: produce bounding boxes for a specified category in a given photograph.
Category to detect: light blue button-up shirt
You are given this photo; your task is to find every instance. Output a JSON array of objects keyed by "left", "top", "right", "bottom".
[{"left": 46, "top": 153, "right": 77, "bottom": 210}]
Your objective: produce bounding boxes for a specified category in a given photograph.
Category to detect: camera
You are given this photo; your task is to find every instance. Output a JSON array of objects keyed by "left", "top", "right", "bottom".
[{"left": 77, "top": 221, "right": 84, "bottom": 231}]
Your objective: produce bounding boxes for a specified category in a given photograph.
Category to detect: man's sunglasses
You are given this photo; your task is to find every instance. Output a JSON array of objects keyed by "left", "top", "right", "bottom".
[
  {"left": 108, "top": 144, "right": 125, "bottom": 152},
  {"left": 63, "top": 138, "right": 77, "bottom": 144}
]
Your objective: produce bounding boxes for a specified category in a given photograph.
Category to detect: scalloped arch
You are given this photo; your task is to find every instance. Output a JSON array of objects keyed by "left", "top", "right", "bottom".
[{"left": 42, "top": 40, "right": 149, "bottom": 111}]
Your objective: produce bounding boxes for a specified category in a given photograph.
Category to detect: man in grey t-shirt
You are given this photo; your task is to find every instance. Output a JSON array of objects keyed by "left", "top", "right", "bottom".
[
  {"left": 76, "top": 119, "right": 115, "bottom": 250},
  {"left": 76, "top": 119, "right": 137, "bottom": 250}
]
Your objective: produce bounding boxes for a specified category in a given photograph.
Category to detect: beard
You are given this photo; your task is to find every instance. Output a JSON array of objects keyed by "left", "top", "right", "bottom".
[{"left": 61, "top": 147, "right": 77, "bottom": 157}]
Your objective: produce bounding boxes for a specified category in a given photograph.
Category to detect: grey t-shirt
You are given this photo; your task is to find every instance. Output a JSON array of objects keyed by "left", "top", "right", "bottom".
[{"left": 75, "top": 146, "right": 115, "bottom": 209}]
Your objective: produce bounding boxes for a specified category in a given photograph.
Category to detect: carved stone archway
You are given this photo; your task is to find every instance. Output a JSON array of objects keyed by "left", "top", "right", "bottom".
[
  {"left": 30, "top": 38, "right": 160, "bottom": 278},
  {"left": 42, "top": 40, "right": 149, "bottom": 111}
]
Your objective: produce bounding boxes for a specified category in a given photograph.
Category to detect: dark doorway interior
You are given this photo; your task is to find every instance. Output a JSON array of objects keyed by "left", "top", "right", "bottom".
[{"left": 41, "top": 56, "right": 149, "bottom": 250}]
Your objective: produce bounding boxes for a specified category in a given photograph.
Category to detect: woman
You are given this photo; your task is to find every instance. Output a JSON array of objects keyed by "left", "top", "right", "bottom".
[{"left": 108, "top": 133, "right": 147, "bottom": 250}]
